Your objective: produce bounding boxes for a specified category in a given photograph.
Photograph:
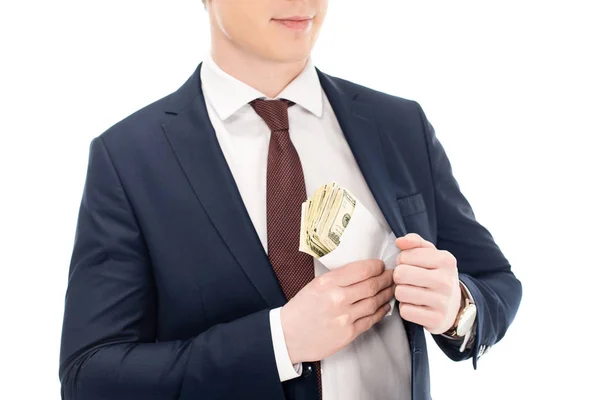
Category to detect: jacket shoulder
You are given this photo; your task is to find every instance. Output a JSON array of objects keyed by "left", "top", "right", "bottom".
[
  {"left": 96, "top": 91, "right": 177, "bottom": 147},
  {"left": 324, "top": 73, "right": 423, "bottom": 119},
  {"left": 97, "top": 64, "right": 201, "bottom": 149}
]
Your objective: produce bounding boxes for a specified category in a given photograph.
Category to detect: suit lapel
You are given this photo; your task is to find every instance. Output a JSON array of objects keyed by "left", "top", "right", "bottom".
[
  {"left": 161, "top": 62, "right": 287, "bottom": 309},
  {"left": 316, "top": 68, "right": 408, "bottom": 238},
  {"left": 316, "top": 69, "right": 421, "bottom": 347}
]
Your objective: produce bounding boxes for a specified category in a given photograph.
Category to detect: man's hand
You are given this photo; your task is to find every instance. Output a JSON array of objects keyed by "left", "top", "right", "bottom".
[
  {"left": 281, "top": 259, "right": 394, "bottom": 364},
  {"left": 393, "top": 233, "right": 462, "bottom": 335}
]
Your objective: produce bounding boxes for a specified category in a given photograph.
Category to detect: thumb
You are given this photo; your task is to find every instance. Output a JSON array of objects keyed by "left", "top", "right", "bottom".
[{"left": 395, "top": 233, "right": 436, "bottom": 250}]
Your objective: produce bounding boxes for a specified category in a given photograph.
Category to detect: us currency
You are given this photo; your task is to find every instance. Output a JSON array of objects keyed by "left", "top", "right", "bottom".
[
  {"left": 319, "top": 188, "right": 356, "bottom": 250},
  {"left": 312, "top": 186, "right": 342, "bottom": 246},
  {"left": 312, "top": 185, "right": 338, "bottom": 236},
  {"left": 300, "top": 201, "right": 327, "bottom": 257},
  {"left": 310, "top": 183, "right": 335, "bottom": 236},
  {"left": 299, "top": 182, "right": 357, "bottom": 257}
]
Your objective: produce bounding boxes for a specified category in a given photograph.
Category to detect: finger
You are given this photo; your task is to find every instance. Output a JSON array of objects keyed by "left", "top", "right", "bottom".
[
  {"left": 353, "top": 301, "right": 391, "bottom": 336},
  {"left": 393, "top": 264, "right": 440, "bottom": 289},
  {"left": 333, "top": 259, "right": 385, "bottom": 287},
  {"left": 396, "top": 248, "right": 449, "bottom": 270},
  {"left": 398, "top": 303, "right": 442, "bottom": 332},
  {"left": 350, "top": 285, "right": 395, "bottom": 321},
  {"left": 395, "top": 233, "right": 436, "bottom": 251},
  {"left": 394, "top": 284, "right": 446, "bottom": 310},
  {"left": 345, "top": 269, "right": 393, "bottom": 303}
]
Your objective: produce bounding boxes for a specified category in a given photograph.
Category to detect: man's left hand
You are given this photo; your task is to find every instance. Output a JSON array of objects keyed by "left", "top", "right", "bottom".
[{"left": 393, "top": 233, "right": 462, "bottom": 335}]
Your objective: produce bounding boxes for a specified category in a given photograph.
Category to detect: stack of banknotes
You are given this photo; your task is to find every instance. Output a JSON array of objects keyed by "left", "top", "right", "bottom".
[
  {"left": 299, "top": 181, "right": 400, "bottom": 316},
  {"left": 299, "top": 182, "right": 357, "bottom": 258}
]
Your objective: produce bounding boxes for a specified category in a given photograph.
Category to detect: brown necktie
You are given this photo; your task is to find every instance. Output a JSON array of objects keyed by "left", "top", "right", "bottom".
[{"left": 249, "top": 98, "right": 322, "bottom": 398}]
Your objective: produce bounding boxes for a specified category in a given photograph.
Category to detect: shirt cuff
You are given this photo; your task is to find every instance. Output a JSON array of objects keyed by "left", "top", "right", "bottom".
[{"left": 269, "top": 307, "right": 303, "bottom": 381}]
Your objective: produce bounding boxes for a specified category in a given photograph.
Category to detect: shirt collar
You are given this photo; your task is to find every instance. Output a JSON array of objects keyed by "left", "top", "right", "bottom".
[{"left": 200, "top": 52, "right": 323, "bottom": 121}]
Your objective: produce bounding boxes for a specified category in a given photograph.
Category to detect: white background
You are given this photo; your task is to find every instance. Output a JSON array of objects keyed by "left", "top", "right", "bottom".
[{"left": 1, "top": 0, "right": 599, "bottom": 399}]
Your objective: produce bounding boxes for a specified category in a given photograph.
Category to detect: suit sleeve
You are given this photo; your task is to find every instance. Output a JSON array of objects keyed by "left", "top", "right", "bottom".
[
  {"left": 59, "top": 136, "right": 285, "bottom": 399},
  {"left": 414, "top": 102, "right": 523, "bottom": 369}
]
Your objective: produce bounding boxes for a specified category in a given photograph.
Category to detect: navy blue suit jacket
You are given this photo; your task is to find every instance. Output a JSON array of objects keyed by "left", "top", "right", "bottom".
[{"left": 59, "top": 62, "right": 522, "bottom": 400}]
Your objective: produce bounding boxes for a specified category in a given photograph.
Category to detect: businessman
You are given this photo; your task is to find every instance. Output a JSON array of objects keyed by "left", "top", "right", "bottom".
[{"left": 59, "top": 1, "right": 522, "bottom": 399}]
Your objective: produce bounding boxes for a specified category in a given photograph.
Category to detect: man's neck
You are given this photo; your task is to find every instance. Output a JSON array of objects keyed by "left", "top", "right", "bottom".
[{"left": 210, "top": 43, "right": 308, "bottom": 99}]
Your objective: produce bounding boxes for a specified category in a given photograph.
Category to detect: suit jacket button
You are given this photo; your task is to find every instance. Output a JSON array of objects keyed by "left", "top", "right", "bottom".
[{"left": 302, "top": 363, "right": 313, "bottom": 377}]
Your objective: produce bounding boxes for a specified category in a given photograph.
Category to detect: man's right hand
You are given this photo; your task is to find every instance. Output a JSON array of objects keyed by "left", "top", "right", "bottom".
[{"left": 280, "top": 259, "right": 395, "bottom": 365}]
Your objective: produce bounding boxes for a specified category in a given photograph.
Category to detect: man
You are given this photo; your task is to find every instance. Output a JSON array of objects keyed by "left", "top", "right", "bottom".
[{"left": 59, "top": 0, "right": 522, "bottom": 399}]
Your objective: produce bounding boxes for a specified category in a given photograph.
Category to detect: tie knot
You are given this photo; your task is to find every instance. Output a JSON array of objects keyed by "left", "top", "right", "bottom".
[{"left": 249, "top": 98, "right": 295, "bottom": 132}]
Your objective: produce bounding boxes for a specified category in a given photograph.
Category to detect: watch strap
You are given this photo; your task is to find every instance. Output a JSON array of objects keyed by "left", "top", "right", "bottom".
[{"left": 440, "top": 280, "right": 477, "bottom": 352}]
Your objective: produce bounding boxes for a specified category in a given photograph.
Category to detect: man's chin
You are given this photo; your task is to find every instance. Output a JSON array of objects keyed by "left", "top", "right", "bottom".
[{"left": 262, "top": 48, "right": 312, "bottom": 64}]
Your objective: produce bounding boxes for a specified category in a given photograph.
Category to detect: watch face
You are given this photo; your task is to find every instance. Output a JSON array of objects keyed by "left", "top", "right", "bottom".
[{"left": 456, "top": 304, "right": 477, "bottom": 337}]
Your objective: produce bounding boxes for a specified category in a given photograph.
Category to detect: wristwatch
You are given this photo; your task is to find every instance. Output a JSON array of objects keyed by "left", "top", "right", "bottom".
[{"left": 441, "top": 280, "right": 477, "bottom": 352}]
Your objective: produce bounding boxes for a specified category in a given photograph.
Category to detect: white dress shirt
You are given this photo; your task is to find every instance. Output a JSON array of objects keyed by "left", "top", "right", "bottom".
[{"left": 200, "top": 52, "right": 412, "bottom": 400}]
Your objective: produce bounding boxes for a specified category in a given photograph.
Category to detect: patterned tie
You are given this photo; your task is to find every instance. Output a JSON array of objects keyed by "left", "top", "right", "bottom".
[{"left": 249, "top": 98, "right": 322, "bottom": 398}]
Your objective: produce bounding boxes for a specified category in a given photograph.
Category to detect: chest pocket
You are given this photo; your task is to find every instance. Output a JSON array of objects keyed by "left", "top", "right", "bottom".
[{"left": 397, "top": 192, "right": 434, "bottom": 243}]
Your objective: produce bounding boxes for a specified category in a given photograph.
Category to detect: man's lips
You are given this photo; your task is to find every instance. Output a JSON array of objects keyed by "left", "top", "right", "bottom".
[
  {"left": 274, "top": 16, "right": 313, "bottom": 21},
  {"left": 273, "top": 17, "right": 314, "bottom": 30}
]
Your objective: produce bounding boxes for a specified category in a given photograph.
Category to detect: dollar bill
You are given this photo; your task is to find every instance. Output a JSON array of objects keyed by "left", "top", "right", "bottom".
[
  {"left": 323, "top": 188, "right": 356, "bottom": 249},
  {"left": 299, "top": 182, "right": 357, "bottom": 257}
]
